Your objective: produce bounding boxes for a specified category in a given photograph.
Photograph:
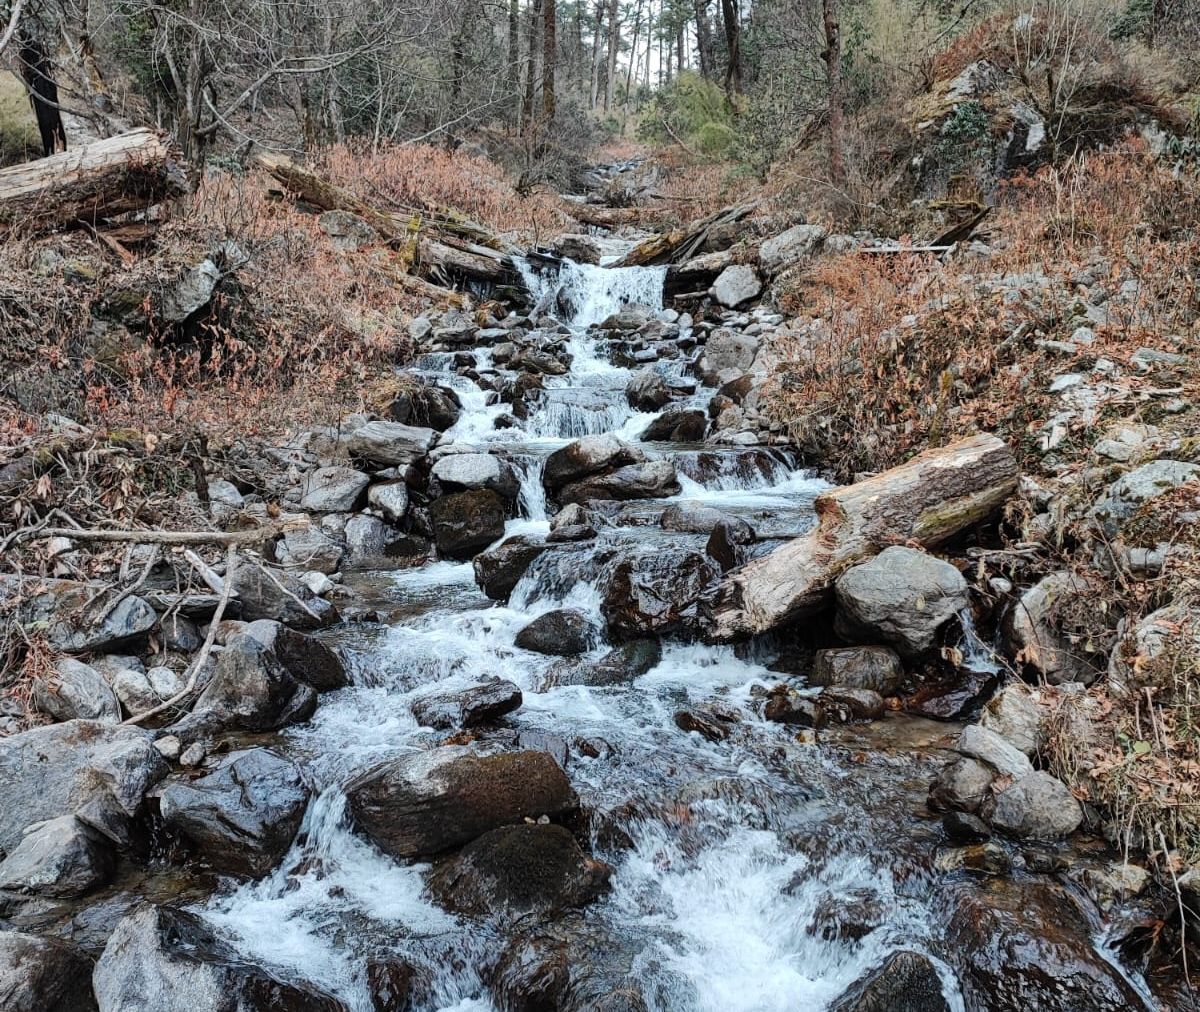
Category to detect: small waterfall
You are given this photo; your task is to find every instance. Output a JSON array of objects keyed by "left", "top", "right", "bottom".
[
  {"left": 510, "top": 454, "right": 548, "bottom": 521},
  {"left": 955, "top": 608, "right": 1002, "bottom": 673},
  {"left": 514, "top": 256, "right": 667, "bottom": 330}
]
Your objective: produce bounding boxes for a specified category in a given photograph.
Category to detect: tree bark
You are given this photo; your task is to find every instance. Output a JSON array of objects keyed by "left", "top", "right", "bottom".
[
  {"left": 589, "top": 1, "right": 605, "bottom": 109},
  {"left": 604, "top": 0, "right": 620, "bottom": 112},
  {"left": 701, "top": 435, "right": 1019, "bottom": 641},
  {"left": 523, "top": 0, "right": 544, "bottom": 132},
  {"left": 822, "top": 0, "right": 847, "bottom": 190},
  {"left": 720, "top": 0, "right": 741, "bottom": 98},
  {"left": 0, "top": 128, "right": 185, "bottom": 238},
  {"left": 694, "top": 0, "right": 714, "bottom": 79},
  {"left": 543, "top": 0, "right": 557, "bottom": 118},
  {"left": 508, "top": 0, "right": 521, "bottom": 123},
  {"left": 17, "top": 28, "right": 66, "bottom": 156}
]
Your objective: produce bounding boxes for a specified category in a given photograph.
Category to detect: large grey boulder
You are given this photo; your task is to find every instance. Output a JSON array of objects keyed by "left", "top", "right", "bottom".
[
  {"left": 0, "top": 931, "right": 98, "bottom": 1012},
  {"left": 759, "top": 223, "right": 828, "bottom": 273},
  {"left": 410, "top": 679, "right": 523, "bottom": 730},
  {"left": 299, "top": 466, "right": 369, "bottom": 512},
  {"left": 809, "top": 646, "right": 904, "bottom": 695},
  {"left": 432, "top": 453, "right": 518, "bottom": 499},
  {"left": 347, "top": 421, "right": 436, "bottom": 467},
  {"left": 1091, "top": 459, "right": 1200, "bottom": 536},
  {"left": 241, "top": 619, "right": 349, "bottom": 692},
  {"left": 0, "top": 814, "right": 114, "bottom": 897},
  {"left": 602, "top": 548, "right": 718, "bottom": 639},
  {"left": 957, "top": 724, "right": 1034, "bottom": 780},
  {"left": 473, "top": 535, "right": 549, "bottom": 600},
  {"left": 230, "top": 564, "right": 338, "bottom": 631},
  {"left": 159, "top": 748, "right": 309, "bottom": 878},
  {"left": 698, "top": 328, "right": 759, "bottom": 384},
  {"left": 829, "top": 950, "right": 949, "bottom": 1012},
  {"left": 1109, "top": 602, "right": 1197, "bottom": 697},
  {"left": 345, "top": 747, "right": 577, "bottom": 860},
  {"left": 366, "top": 480, "right": 409, "bottom": 523},
  {"left": 0, "top": 721, "right": 168, "bottom": 854},
  {"left": 0, "top": 575, "right": 156, "bottom": 654},
  {"left": 709, "top": 265, "right": 762, "bottom": 308},
  {"left": 429, "top": 489, "right": 507, "bottom": 558},
  {"left": 558, "top": 460, "right": 680, "bottom": 505},
  {"left": 276, "top": 527, "right": 345, "bottom": 574},
  {"left": 1003, "top": 571, "right": 1097, "bottom": 684},
  {"left": 834, "top": 547, "right": 968, "bottom": 657},
  {"left": 979, "top": 682, "right": 1044, "bottom": 756},
  {"left": 928, "top": 757, "right": 995, "bottom": 814},
  {"left": 985, "top": 771, "right": 1082, "bottom": 839},
  {"left": 543, "top": 435, "right": 645, "bottom": 492},
  {"left": 32, "top": 657, "right": 121, "bottom": 724},
  {"left": 625, "top": 368, "right": 672, "bottom": 411},
  {"left": 187, "top": 634, "right": 317, "bottom": 733},
  {"left": 93, "top": 904, "right": 346, "bottom": 1012}
]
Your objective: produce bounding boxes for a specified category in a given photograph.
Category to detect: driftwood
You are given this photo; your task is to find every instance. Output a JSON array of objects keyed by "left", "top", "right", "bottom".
[
  {"left": 0, "top": 128, "right": 186, "bottom": 238},
  {"left": 612, "top": 200, "right": 759, "bottom": 268},
  {"left": 564, "top": 201, "right": 672, "bottom": 229},
  {"left": 11, "top": 524, "right": 288, "bottom": 547},
  {"left": 702, "top": 434, "right": 1019, "bottom": 641}
]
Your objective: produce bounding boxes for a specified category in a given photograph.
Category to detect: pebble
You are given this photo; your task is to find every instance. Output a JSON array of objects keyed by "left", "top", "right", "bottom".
[{"left": 180, "top": 742, "right": 207, "bottom": 768}]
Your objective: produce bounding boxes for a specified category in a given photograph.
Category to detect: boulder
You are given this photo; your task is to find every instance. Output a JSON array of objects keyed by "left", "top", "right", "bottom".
[
  {"left": 819, "top": 686, "right": 886, "bottom": 721},
  {"left": 709, "top": 265, "right": 762, "bottom": 308},
  {"left": 188, "top": 634, "right": 317, "bottom": 733},
  {"left": 928, "top": 757, "right": 995, "bottom": 813},
  {"left": 427, "top": 824, "right": 611, "bottom": 919},
  {"left": 1003, "top": 572, "right": 1098, "bottom": 684},
  {"left": 346, "top": 421, "right": 436, "bottom": 467},
  {"left": 543, "top": 435, "right": 645, "bottom": 491},
  {"left": 390, "top": 383, "right": 461, "bottom": 431},
  {"left": 299, "top": 466, "right": 369, "bottom": 512},
  {"left": 558, "top": 460, "right": 680, "bottom": 505},
  {"left": 834, "top": 547, "right": 968, "bottom": 658},
  {"left": 0, "top": 720, "right": 168, "bottom": 854},
  {"left": 0, "top": 931, "right": 98, "bottom": 1012},
  {"left": 0, "top": 575, "right": 156, "bottom": 654},
  {"left": 241, "top": 619, "right": 350, "bottom": 692},
  {"left": 366, "top": 480, "right": 410, "bottom": 523},
  {"left": 93, "top": 905, "right": 346, "bottom": 1012},
  {"left": 410, "top": 679, "right": 523, "bottom": 730},
  {"left": 515, "top": 609, "right": 593, "bottom": 656},
  {"left": 231, "top": 565, "right": 338, "bottom": 631},
  {"left": 432, "top": 453, "right": 519, "bottom": 499},
  {"left": 978, "top": 682, "right": 1043, "bottom": 756},
  {"left": 159, "top": 748, "right": 310, "bottom": 877},
  {"left": 601, "top": 549, "right": 718, "bottom": 639},
  {"left": 957, "top": 724, "right": 1034, "bottom": 780},
  {"left": 342, "top": 514, "right": 400, "bottom": 569},
  {"left": 705, "top": 517, "right": 756, "bottom": 572},
  {"left": 1109, "top": 602, "right": 1197, "bottom": 698},
  {"left": 809, "top": 646, "right": 904, "bottom": 695},
  {"left": 763, "top": 687, "right": 825, "bottom": 727},
  {"left": 625, "top": 368, "right": 672, "bottom": 411},
  {"left": 984, "top": 771, "right": 1082, "bottom": 839},
  {"left": 661, "top": 504, "right": 726, "bottom": 534},
  {"left": 277, "top": 527, "right": 345, "bottom": 574},
  {"left": 829, "top": 950, "right": 949, "bottom": 1012},
  {"left": 110, "top": 665, "right": 184, "bottom": 717},
  {"left": 429, "top": 489, "right": 507, "bottom": 558},
  {"left": 759, "top": 223, "right": 828, "bottom": 273},
  {"left": 32, "top": 657, "right": 121, "bottom": 724},
  {"left": 541, "top": 639, "right": 662, "bottom": 689},
  {"left": 1091, "top": 459, "right": 1200, "bottom": 536},
  {"left": 0, "top": 814, "right": 113, "bottom": 897},
  {"left": 345, "top": 747, "right": 577, "bottom": 859},
  {"left": 473, "top": 535, "right": 549, "bottom": 600},
  {"left": 161, "top": 614, "right": 202, "bottom": 653},
  {"left": 641, "top": 409, "right": 707, "bottom": 442},
  {"left": 698, "top": 328, "right": 759, "bottom": 384}
]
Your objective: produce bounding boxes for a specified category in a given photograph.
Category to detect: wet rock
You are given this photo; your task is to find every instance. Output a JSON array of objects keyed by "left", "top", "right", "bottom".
[
  {"left": 427, "top": 824, "right": 611, "bottom": 919},
  {"left": 558, "top": 460, "right": 680, "bottom": 505},
  {"left": 979, "top": 682, "right": 1043, "bottom": 756},
  {"left": 299, "top": 466, "right": 370, "bottom": 512},
  {"left": 515, "top": 609, "right": 593, "bottom": 656},
  {"left": 367, "top": 480, "right": 410, "bottom": 523},
  {"left": 819, "top": 686, "right": 885, "bottom": 722},
  {"left": 661, "top": 504, "right": 726, "bottom": 533},
  {"left": 0, "top": 720, "right": 168, "bottom": 854},
  {"left": 542, "top": 639, "right": 662, "bottom": 689},
  {"left": 242, "top": 619, "right": 350, "bottom": 692},
  {"left": 928, "top": 757, "right": 995, "bottom": 814},
  {"left": 473, "top": 534, "right": 550, "bottom": 601},
  {"left": 835, "top": 547, "right": 969, "bottom": 658},
  {"left": 904, "top": 666, "right": 1000, "bottom": 721},
  {"left": 231, "top": 564, "right": 339, "bottom": 631},
  {"left": 158, "top": 748, "right": 309, "bottom": 878},
  {"left": 1091, "top": 458, "right": 1200, "bottom": 536},
  {"left": 390, "top": 383, "right": 461, "bottom": 431},
  {"left": 705, "top": 516, "right": 756, "bottom": 572},
  {"left": 429, "top": 489, "right": 507, "bottom": 559},
  {"left": 948, "top": 882, "right": 1147, "bottom": 1012},
  {"left": 759, "top": 223, "right": 828, "bottom": 273},
  {"left": 0, "top": 575, "right": 157, "bottom": 654},
  {"left": 710, "top": 264, "right": 762, "bottom": 308},
  {"left": 809, "top": 646, "right": 904, "bottom": 695},
  {"left": 93, "top": 904, "right": 347, "bottom": 1011},
  {"left": 674, "top": 707, "right": 739, "bottom": 742},
  {"left": 277, "top": 527, "right": 345, "bottom": 574},
  {"left": 957, "top": 724, "right": 1034, "bottom": 780},
  {"left": 601, "top": 548, "right": 717, "bottom": 639},
  {"left": 641, "top": 408, "right": 707, "bottom": 442},
  {"left": 942, "top": 811, "right": 992, "bottom": 843},
  {"left": 547, "top": 522, "right": 596, "bottom": 543},
  {"left": 188, "top": 633, "right": 317, "bottom": 733},
  {"left": 410, "top": 679, "right": 523, "bottom": 730},
  {"left": 984, "top": 771, "right": 1082, "bottom": 840},
  {"left": 0, "top": 931, "right": 98, "bottom": 1012},
  {"left": 625, "top": 368, "right": 672, "bottom": 411},
  {"left": 32, "top": 657, "right": 121, "bottom": 724},
  {"left": 1003, "top": 572, "right": 1099, "bottom": 684},
  {"left": 347, "top": 421, "right": 437, "bottom": 467},
  {"left": 366, "top": 956, "right": 426, "bottom": 1012},
  {"left": 345, "top": 747, "right": 577, "bottom": 859},
  {"left": 763, "top": 687, "right": 825, "bottom": 727},
  {"left": 543, "top": 435, "right": 645, "bottom": 491},
  {"left": 829, "top": 950, "right": 949, "bottom": 1012},
  {"left": 935, "top": 841, "right": 1013, "bottom": 876},
  {"left": 0, "top": 814, "right": 114, "bottom": 897},
  {"left": 432, "top": 453, "right": 519, "bottom": 499}
]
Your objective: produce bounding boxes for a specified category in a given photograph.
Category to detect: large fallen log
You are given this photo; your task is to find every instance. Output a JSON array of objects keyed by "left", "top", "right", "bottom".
[
  {"left": 612, "top": 199, "right": 759, "bottom": 268},
  {"left": 701, "top": 434, "right": 1019, "bottom": 641},
  {"left": 0, "top": 128, "right": 186, "bottom": 238},
  {"left": 564, "top": 201, "right": 673, "bottom": 229}
]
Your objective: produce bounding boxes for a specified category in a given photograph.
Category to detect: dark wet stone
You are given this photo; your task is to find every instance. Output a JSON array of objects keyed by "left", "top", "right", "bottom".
[
  {"left": 705, "top": 517, "right": 756, "bottom": 571},
  {"left": 641, "top": 409, "right": 707, "bottom": 442},
  {"left": 544, "top": 638, "right": 663, "bottom": 689},
  {"left": 410, "top": 679, "right": 523, "bottom": 730},
  {"left": 0, "top": 931, "right": 98, "bottom": 1012},
  {"left": 429, "top": 489, "right": 507, "bottom": 559},
  {"left": 427, "top": 824, "right": 611, "bottom": 919},
  {"left": 927, "top": 757, "right": 995, "bottom": 814},
  {"left": 472, "top": 535, "right": 549, "bottom": 600},
  {"left": 187, "top": 633, "right": 317, "bottom": 734},
  {"left": 243, "top": 619, "right": 350, "bottom": 692},
  {"left": 763, "top": 687, "right": 825, "bottom": 728},
  {"left": 230, "top": 565, "right": 339, "bottom": 631},
  {"left": 942, "top": 810, "right": 992, "bottom": 843},
  {"left": 660, "top": 504, "right": 726, "bottom": 533},
  {"left": 158, "top": 748, "right": 309, "bottom": 878},
  {"left": 905, "top": 666, "right": 1001, "bottom": 720},
  {"left": 819, "top": 686, "right": 885, "bottom": 721},
  {"left": 829, "top": 950, "right": 950, "bottom": 1012},
  {"left": 674, "top": 705, "right": 739, "bottom": 742},
  {"left": 810, "top": 646, "right": 904, "bottom": 695},
  {"left": 346, "top": 747, "right": 577, "bottom": 859},
  {"left": 515, "top": 609, "right": 593, "bottom": 656},
  {"left": 558, "top": 460, "right": 680, "bottom": 506},
  {"left": 390, "top": 383, "right": 462, "bottom": 431},
  {"left": 543, "top": 435, "right": 645, "bottom": 491},
  {"left": 601, "top": 548, "right": 717, "bottom": 639},
  {"left": 367, "top": 955, "right": 428, "bottom": 1012}
]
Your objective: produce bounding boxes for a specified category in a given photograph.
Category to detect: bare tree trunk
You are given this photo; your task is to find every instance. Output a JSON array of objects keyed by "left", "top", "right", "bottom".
[
  {"left": 589, "top": 1, "right": 605, "bottom": 109},
  {"left": 720, "top": 0, "right": 741, "bottom": 98},
  {"left": 522, "top": 0, "right": 543, "bottom": 132},
  {"left": 822, "top": 0, "right": 846, "bottom": 189},
  {"left": 694, "top": 0, "right": 713, "bottom": 78},
  {"left": 676, "top": 20, "right": 684, "bottom": 75},
  {"left": 508, "top": 0, "right": 521, "bottom": 124},
  {"left": 17, "top": 28, "right": 66, "bottom": 156},
  {"left": 604, "top": 0, "right": 619, "bottom": 112},
  {"left": 623, "top": 0, "right": 644, "bottom": 121},
  {"left": 543, "top": 0, "right": 556, "bottom": 118}
]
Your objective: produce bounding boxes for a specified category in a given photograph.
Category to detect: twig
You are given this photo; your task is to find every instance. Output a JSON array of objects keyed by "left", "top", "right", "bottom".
[
  {"left": 84, "top": 545, "right": 160, "bottom": 626},
  {"left": 123, "top": 545, "right": 237, "bottom": 727},
  {"left": 7, "top": 524, "right": 285, "bottom": 547},
  {"left": 255, "top": 560, "right": 320, "bottom": 621},
  {"left": 183, "top": 549, "right": 227, "bottom": 594}
]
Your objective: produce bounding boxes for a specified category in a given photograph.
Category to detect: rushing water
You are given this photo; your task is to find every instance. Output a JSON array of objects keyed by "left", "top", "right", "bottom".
[{"left": 195, "top": 255, "right": 1144, "bottom": 1011}]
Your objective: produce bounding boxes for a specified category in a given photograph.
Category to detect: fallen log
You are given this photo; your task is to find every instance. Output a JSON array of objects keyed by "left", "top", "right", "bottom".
[
  {"left": 0, "top": 128, "right": 186, "bottom": 238},
  {"left": 613, "top": 199, "right": 759, "bottom": 268},
  {"left": 564, "top": 201, "right": 672, "bottom": 229},
  {"left": 701, "top": 434, "right": 1019, "bottom": 641}
]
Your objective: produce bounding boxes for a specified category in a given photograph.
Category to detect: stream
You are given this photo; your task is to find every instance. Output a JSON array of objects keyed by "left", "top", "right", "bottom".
[{"left": 193, "top": 252, "right": 1154, "bottom": 1011}]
